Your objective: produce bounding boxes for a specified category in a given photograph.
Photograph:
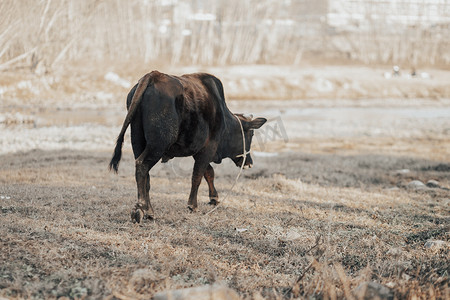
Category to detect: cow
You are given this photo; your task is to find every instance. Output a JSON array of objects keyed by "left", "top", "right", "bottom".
[{"left": 109, "top": 71, "right": 266, "bottom": 223}]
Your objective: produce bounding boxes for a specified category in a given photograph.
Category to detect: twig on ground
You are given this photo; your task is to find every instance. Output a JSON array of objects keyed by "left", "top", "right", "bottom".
[
  {"left": 285, "top": 234, "right": 324, "bottom": 297},
  {"left": 305, "top": 234, "right": 322, "bottom": 255}
]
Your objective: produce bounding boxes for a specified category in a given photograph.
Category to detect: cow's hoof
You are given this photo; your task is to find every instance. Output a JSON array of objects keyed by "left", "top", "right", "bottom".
[
  {"left": 131, "top": 208, "right": 144, "bottom": 224},
  {"left": 208, "top": 198, "right": 220, "bottom": 206},
  {"left": 187, "top": 205, "right": 197, "bottom": 212}
]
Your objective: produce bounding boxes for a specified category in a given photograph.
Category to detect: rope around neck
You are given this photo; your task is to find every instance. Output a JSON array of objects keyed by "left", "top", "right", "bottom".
[{"left": 204, "top": 114, "right": 247, "bottom": 216}]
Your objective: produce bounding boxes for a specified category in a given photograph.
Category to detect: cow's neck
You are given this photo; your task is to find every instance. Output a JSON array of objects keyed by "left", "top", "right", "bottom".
[{"left": 217, "top": 114, "right": 243, "bottom": 160}]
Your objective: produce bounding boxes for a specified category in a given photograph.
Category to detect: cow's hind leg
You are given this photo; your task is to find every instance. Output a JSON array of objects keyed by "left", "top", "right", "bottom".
[
  {"left": 204, "top": 164, "right": 219, "bottom": 205},
  {"left": 132, "top": 145, "right": 161, "bottom": 223}
]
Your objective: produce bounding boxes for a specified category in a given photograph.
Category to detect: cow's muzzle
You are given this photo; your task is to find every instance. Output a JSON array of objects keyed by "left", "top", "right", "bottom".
[{"left": 234, "top": 153, "right": 253, "bottom": 169}]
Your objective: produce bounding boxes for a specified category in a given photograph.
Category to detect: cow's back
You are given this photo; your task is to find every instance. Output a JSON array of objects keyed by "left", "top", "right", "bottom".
[{"left": 138, "top": 73, "right": 226, "bottom": 159}]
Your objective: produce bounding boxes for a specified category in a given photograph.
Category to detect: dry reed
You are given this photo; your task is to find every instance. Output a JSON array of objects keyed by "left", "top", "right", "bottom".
[{"left": 0, "top": 0, "right": 448, "bottom": 72}]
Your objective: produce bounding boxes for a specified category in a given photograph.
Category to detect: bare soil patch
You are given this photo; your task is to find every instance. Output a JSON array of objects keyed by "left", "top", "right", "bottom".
[{"left": 1, "top": 65, "right": 449, "bottom": 108}]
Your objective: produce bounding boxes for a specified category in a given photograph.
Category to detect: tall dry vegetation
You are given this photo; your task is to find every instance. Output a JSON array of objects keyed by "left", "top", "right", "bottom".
[
  {"left": 0, "top": 0, "right": 449, "bottom": 71},
  {"left": 327, "top": 0, "right": 450, "bottom": 67},
  {"left": 0, "top": 0, "right": 299, "bottom": 70}
]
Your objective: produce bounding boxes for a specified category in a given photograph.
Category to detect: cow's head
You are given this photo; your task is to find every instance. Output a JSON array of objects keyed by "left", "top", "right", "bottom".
[{"left": 231, "top": 114, "right": 267, "bottom": 169}]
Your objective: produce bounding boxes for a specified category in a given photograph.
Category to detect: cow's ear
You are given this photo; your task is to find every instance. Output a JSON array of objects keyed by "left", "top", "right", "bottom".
[{"left": 248, "top": 117, "right": 267, "bottom": 129}]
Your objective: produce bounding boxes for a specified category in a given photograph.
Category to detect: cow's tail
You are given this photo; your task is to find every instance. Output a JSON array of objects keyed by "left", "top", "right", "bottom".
[{"left": 109, "top": 73, "right": 152, "bottom": 173}]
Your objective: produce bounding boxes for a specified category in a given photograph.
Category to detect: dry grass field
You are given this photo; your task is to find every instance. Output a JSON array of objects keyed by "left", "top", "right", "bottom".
[
  {"left": 1, "top": 84, "right": 449, "bottom": 299},
  {"left": 0, "top": 145, "right": 449, "bottom": 299}
]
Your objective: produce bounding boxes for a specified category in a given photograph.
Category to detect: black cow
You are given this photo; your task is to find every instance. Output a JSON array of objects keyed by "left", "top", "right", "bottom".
[{"left": 109, "top": 71, "right": 266, "bottom": 223}]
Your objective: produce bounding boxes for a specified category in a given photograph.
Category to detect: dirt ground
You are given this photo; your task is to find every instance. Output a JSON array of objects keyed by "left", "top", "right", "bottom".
[{"left": 0, "top": 65, "right": 449, "bottom": 299}]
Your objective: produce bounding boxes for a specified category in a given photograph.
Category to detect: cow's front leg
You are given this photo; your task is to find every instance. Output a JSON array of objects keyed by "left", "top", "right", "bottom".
[
  {"left": 188, "top": 159, "right": 210, "bottom": 212},
  {"left": 204, "top": 164, "right": 219, "bottom": 205}
]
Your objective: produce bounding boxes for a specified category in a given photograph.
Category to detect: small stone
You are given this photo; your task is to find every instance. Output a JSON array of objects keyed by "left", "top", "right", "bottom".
[
  {"left": 153, "top": 284, "right": 240, "bottom": 300},
  {"left": 402, "top": 273, "right": 412, "bottom": 281},
  {"left": 279, "top": 230, "right": 303, "bottom": 242},
  {"left": 407, "top": 180, "right": 425, "bottom": 189},
  {"left": 386, "top": 187, "right": 400, "bottom": 191},
  {"left": 426, "top": 180, "right": 440, "bottom": 188},
  {"left": 353, "top": 282, "right": 394, "bottom": 300},
  {"left": 395, "top": 169, "right": 410, "bottom": 175},
  {"left": 386, "top": 247, "right": 402, "bottom": 257},
  {"left": 385, "top": 282, "right": 396, "bottom": 289},
  {"left": 424, "top": 240, "right": 447, "bottom": 249}
]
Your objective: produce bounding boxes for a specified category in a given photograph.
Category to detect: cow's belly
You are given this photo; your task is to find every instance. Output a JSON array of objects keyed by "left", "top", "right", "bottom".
[
  {"left": 164, "top": 143, "right": 198, "bottom": 158},
  {"left": 164, "top": 128, "right": 209, "bottom": 158}
]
